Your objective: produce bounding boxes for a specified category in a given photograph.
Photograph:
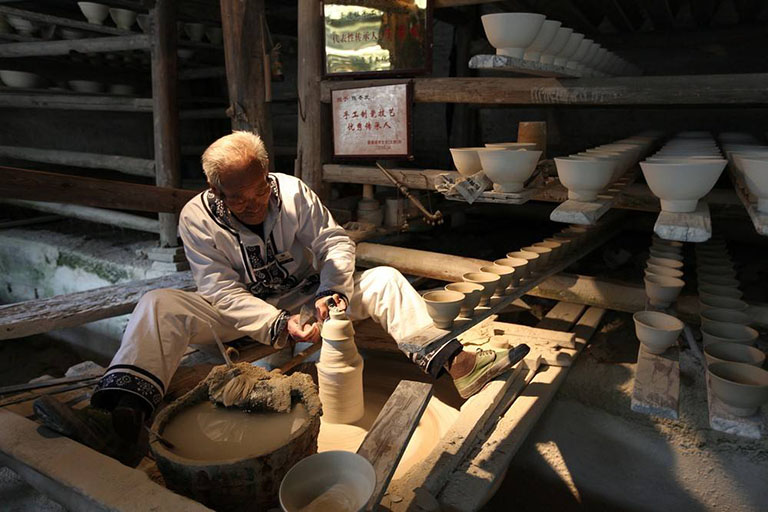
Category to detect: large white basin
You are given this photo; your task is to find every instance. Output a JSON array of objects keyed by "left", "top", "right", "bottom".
[
  {"left": 478, "top": 149, "right": 542, "bottom": 192},
  {"left": 481, "top": 13, "right": 546, "bottom": 59},
  {"left": 523, "top": 19, "right": 561, "bottom": 62},
  {"left": 555, "top": 157, "right": 615, "bottom": 201},
  {"left": 640, "top": 159, "right": 726, "bottom": 212},
  {"left": 449, "top": 147, "right": 502, "bottom": 177}
]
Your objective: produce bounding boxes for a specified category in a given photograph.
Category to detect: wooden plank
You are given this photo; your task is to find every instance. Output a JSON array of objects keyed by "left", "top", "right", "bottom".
[
  {"left": 443, "top": 186, "right": 535, "bottom": 205},
  {"left": 356, "top": 243, "right": 490, "bottom": 283},
  {"left": 706, "top": 373, "right": 765, "bottom": 439},
  {"left": 0, "top": 6, "right": 133, "bottom": 36},
  {"left": 0, "top": 271, "right": 195, "bottom": 340},
  {"left": 631, "top": 343, "right": 680, "bottom": 419},
  {"left": 0, "top": 35, "right": 149, "bottom": 58},
  {"left": 357, "top": 380, "right": 433, "bottom": 511},
  {"left": 323, "top": 164, "right": 449, "bottom": 190},
  {"left": 469, "top": 54, "right": 582, "bottom": 78},
  {"left": 320, "top": 74, "right": 768, "bottom": 105},
  {"left": 550, "top": 170, "right": 637, "bottom": 225},
  {"left": 654, "top": 200, "right": 712, "bottom": 242},
  {"left": 536, "top": 302, "right": 587, "bottom": 332},
  {"left": 0, "top": 166, "right": 197, "bottom": 213},
  {"left": 729, "top": 166, "right": 768, "bottom": 236},
  {"left": 0, "top": 146, "right": 155, "bottom": 177},
  {"left": 0, "top": 93, "right": 154, "bottom": 112},
  {"left": 490, "top": 323, "right": 577, "bottom": 349}
]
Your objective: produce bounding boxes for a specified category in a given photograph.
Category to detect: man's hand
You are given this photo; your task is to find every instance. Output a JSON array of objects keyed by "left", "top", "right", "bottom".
[
  {"left": 287, "top": 314, "right": 321, "bottom": 343},
  {"left": 315, "top": 293, "right": 347, "bottom": 321}
]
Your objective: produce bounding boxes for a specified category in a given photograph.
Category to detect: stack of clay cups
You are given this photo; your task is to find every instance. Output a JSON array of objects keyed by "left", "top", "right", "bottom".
[{"left": 643, "top": 237, "right": 684, "bottom": 309}]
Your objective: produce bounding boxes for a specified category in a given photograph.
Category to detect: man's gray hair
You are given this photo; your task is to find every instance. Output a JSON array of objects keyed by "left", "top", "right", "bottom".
[{"left": 201, "top": 131, "right": 270, "bottom": 188}]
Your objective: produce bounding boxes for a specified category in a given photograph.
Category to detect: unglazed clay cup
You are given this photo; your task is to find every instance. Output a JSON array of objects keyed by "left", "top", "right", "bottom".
[
  {"left": 494, "top": 257, "right": 528, "bottom": 286},
  {"left": 545, "top": 237, "right": 570, "bottom": 256},
  {"left": 700, "top": 307, "right": 751, "bottom": 329},
  {"left": 639, "top": 159, "right": 727, "bottom": 212},
  {"left": 423, "top": 290, "right": 466, "bottom": 329},
  {"left": 647, "top": 256, "right": 684, "bottom": 270},
  {"left": 507, "top": 250, "right": 540, "bottom": 274},
  {"left": 701, "top": 322, "right": 759, "bottom": 347},
  {"left": 445, "top": 282, "right": 484, "bottom": 318},
  {"left": 522, "top": 245, "right": 552, "bottom": 268},
  {"left": 462, "top": 272, "right": 501, "bottom": 306},
  {"left": 699, "top": 295, "right": 748, "bottom": 312},
  {"left": 480, "top": 264, "right": 516, "bottom": 296},
  {"left": 478, "top": 149, "right": 542, "bottom": 192},
  {"left": 633, "top": 311, "right": 684, "bottom": 354},
  {"left": 534, "top": 240, "right": 563, "bottom": 261},
  {"left": 554, "top": 157, "right": 615, "bottom": 201},
  {"left": 698, "top": 284, "right": 743, "bottom": 301},
  {"left": 644, "top": 275, "right": 684, "bottom": 308},
  {"left": 522, "top": 19, "right": 562, "bottom": 61},
  {"left": 704, "top": 342, "right": 766, "bottom": 368},
  {"left": 645, "top": 264, "right": 683, "bottom": 279},
  {"left": 108, "top": 8, "right": 136, "bottom": 30},
  {"left": 78, "top": 2, "right": 109, "bottom": 25},
  {"left": 708, "top": 362, "right": 768, "bottom": 416},
  {"left": 481, "top": 13, "right": 546, "bottom": 59}
]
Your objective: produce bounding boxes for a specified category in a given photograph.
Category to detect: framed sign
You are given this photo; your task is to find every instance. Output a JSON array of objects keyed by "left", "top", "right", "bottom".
[
  {"left": 331, "top": 82, "right": 412, "bottom": 159},
  {"left": 322, "top": 1, "right": 433, "bottom": 78}
]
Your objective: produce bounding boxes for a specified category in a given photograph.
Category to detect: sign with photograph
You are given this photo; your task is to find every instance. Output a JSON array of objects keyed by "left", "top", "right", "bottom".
[{"left": 331, "top": 82, "right": 412, "bottom": 158}]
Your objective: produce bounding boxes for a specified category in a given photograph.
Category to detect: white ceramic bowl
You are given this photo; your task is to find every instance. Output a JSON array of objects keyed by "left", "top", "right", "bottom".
[
  {"left": 78, "top": 2, "right": 109, "bottom": 25},
  {"left": 553, "top": 32, "right": 584, "bottom": 67},
  {"left": 449, "top": 147, "right": 501, "bottom": 177},
  {"left": 633, "top": 311, "right": 684, "bottom": 354},
  {"left": 108, "top": 8, "right": 136, "bottom": 30},
  {"left": 0, "top": 70, "right": 43, "bottom": 88},
  {"left": 523, "top": 19, "right": 561, "bottom": 61},
  {"left": 540, "top": 27, "right": 573, "bottom": 64},
  {"left": 640, "top": 159, "right": 727, "bottom": 212},
  {"left": 555, "top": 157, "right": 615, "bottom": 201},
  {"left": 708, "top": 362, "right": 768, "bottom": 416},
  {"left": 566, "top": 38, "right": 592, "bottom": 69},
  {"left": 481, "top": 13, "right": 546, "bottom": 59},
  {"left": 423, "top": 290, "right": 466, "bottom": 329},
  {"left": 478, "top": 149, "right": 542, "bottom": 192}
]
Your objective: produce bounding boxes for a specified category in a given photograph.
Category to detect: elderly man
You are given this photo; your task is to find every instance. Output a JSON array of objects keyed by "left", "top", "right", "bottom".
[{"left": 36, "top": 131, "right": 528, "bottom": 465}]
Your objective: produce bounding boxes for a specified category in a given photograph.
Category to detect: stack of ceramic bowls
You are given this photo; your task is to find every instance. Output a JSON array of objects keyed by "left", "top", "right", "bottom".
[
  {"left": 640, "top": 133, "right": 727, "bottom": 213},
  {"left": 479, "top": 13, "right": 638, "bottom": 76},
  {"left": 644, "top": 238, "right": 685, "bottom": 309},
  {"left": 555, "top": 134, "right": 657, "bottom": 201},
  {"left": 719, "top": 133, "right": 768, "bottom": 214}
]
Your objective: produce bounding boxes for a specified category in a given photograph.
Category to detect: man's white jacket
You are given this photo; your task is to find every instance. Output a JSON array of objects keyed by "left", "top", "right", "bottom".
[{"left": 178, "top": 173, "right": 355, "bottom": 345}]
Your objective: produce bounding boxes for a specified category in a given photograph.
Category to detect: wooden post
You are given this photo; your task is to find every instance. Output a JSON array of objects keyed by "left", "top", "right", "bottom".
[
  {"left": 219, "top": 0, "right": 275, "bottom": 171},
  {"left": 297, "top": 0, "right": 327, "bottom": 195},
  {"left": 149, "top": 0, "right": 181, "bottom": 247}
]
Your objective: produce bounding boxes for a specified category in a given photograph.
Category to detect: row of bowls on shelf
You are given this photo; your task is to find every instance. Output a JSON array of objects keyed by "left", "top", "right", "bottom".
[
  {"left": 421, "top": 225, "right": 595, "bottom": 329},
  {"left": 480, "top": 12, "right": 639, "bottom": 76},
  {"left": 0, "top": 69, "right": 135, "bottom": 94},
  {"left": 639, "top": 134, "right": 727, "bottom": 213},
  {"left": 554, "top": 133, "right": 658, "bottom": 201},
  {"left": 718, "top": 133, "right": 768, "bottom": 214},
  {"left": 634, "top": 238, "right": 767, "bottom": 417},
  {"left": 449, "top": 142, "right": 541, "bottom": 193}
]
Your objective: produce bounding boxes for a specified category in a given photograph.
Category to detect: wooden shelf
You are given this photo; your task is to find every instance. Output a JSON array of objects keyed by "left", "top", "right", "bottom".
[
  {"left": 0, "top": 91, "right": 153, "bottom": 111},
  {"left": 550, "top": 170, "right": 637, "bottom": 225},
  {"left": 0, "top": 35, "right": 150, "bottom": 58},
  {"left": 469, "top": 54, "right": 582, "bottom": 78},
  {"left": 0, "top": 145, "right": 154, "bottom": 177},
  {"left": 654, "top": 200, "right": 712, "bottom": 242},
  {"left": 0, "top": 6, "right": 135, "bottom": 37},
  {"left": 728, "top": 166, "right": 768, "bottom": 236},
  {"left": 320, "top": 74, "right": 768, "bottom": 106}
]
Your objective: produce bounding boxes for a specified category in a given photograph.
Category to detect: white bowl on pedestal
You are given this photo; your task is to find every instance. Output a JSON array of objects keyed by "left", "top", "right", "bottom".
[
  {"left": 739, "top": 157, "right": 768, "bottom": 213},
  {"left": 553, "top": 32, "right": 583, "bottom": 67},
  {"left": 566, "top": 38, "right": 592, "bottom": 70},
  {"left": 640, "top": 159, "right": 726, "bottom": 212},
  {"left": 522, "top": 20, "right": 561, "bottom": 62},
  {"left": 481, "top": 13, "right": 546, "bottom": 59},
  {"left": 540, "top": 27, "right": 573, "bottom": 64},
  {"left": 554, "top": 157, "right": 615, "bottom": 201},
  {"left": 478, "top": 149, "right": 542, "bottom": 192},
  {"left": 449, "top": 147, "right": 502, "bottom": 177}
]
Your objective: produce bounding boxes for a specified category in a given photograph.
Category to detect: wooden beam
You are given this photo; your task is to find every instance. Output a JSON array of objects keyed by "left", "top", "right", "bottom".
[
  {"left": 0, "top": 93, "right": 153, "bottom": 112},
  {"left": 0, "top": 6, "right": 133, "bottom": 37},
  {"left": 0, "top": 271, "right": 195, "bottom": 340},
  {"left": 321, "top": 74, "right": 768, "bottom": 105},
  {"left": 220, "top": 0, "right": 275, "bottom": 170},
  {"left": 0, "top": 35, "right": 149, "bottom": 58},
  {"left": 0, "top": 146, "right": 155, "bottom": 178},
  {"left": 0, "top": 167, "right": 197, "bottom": 213},
  {"left": 150, "top": 0, "right": 181, "bottom": 247}
]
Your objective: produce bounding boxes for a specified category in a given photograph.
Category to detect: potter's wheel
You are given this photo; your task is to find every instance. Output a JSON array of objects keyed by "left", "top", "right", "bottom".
[{"left": 314, "top": 355, "right": 462, "bottom": 480}]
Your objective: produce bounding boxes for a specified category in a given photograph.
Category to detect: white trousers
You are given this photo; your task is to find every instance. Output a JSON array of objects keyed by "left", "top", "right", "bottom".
[{"left": 92, "top": 267, "right": 456, "bottom": 412}]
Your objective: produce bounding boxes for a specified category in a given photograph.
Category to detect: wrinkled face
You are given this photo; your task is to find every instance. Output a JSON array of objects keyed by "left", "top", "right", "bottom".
[{"left": 210, "top": 164, "right": 271, "bottom": 225}]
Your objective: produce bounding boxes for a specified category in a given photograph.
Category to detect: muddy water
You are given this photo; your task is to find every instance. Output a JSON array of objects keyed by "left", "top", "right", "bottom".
[{"left": 162, "top": 401, "right": 309, "bottom": 461}]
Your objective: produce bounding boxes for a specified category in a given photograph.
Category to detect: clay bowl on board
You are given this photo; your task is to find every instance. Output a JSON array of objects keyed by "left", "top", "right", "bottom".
[
  {"left": 480, "top": 264, "right": 516, "bottom": 296},
  {"left": 699, "top": 307, "right": 751, "bottom": 329},
  {"left": 647, "top": 256, "right": 683, "bottom": 270},
  {"left": 280, "top": 451, "right": 376, "bottom": 512},
  {"left": 698, "top": 284, "right": 743, "bottom": 301},
  {"left": 0, "top": 70, "right": 43, "bottom": 88},
  {"left": 422, "top": 290, "right": 465, "bottom": 329},
  {"left": 554, "top": 157, "right": 615, "bottom": 201},
  {"left": 77, "top": 2, "right": 109, "bottom": 25},
  {"left": 478, "top": 149, "right": 542, "bottom": 192},
  {"left": 645, "top": 263, "right": 683, "bottom": 279},
  {"left": 639, "top": 160, "right": 726, "bottom": 212},
  {"left": 108, "top": 8, "right": 136, "bottom": 30},
  {"left": 707, "top": 362, "right": 768, "bottom": 417},
  {"left": 522, "top": 245, "right": 552, "bottom": 268},
  {"left": 462, "top": 272, "right": 500, "bottom": 306},
  {"left": 449, "top": 147, "right": 500, "bottom": 177},
  {"left": 480, "top": 13, "right": 546, "bottom": 59},
  {"left": 534, "top": 240, "right": 563, "bottom": 262},
  {"left": 540, "top": 26, "right": 573, "bottom": 64},
  {"left": 644, "top": 275, "right": 684, "bottom": 308},
  {"left": 494, "top": 257, "right": 528, "bottom": 286},
  {"left": 445, "top": 282, "right": 484, "bottom": 318},
  {"left": 633, "top": 311, "right": 684, "bottom": 354},
  {"left": 737, "top": 157, "right": 768, "bottom": 213},
  {"left": 704, "top": 342, "right": 766, "bottom": 368},
  {"left": 522, "top": 19, "right": 561, "bottom": 61},
  {"left": 545, "top": 236, "right": 570, "bottom": 256},
  {"left": 485, "top": 142, "right": 537, "bottom": 150},
  {"left": 699, "top": 295, "right": 748, "bottom": 312},
  {"left": 570, "top": 154, "right": 624, "bottom": 181},
  {"left": 701, "top": 322, "right": 759, "bottom": 347},
  {"left": 507, "top": 250, "right": 540, "bottom": 274}
]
